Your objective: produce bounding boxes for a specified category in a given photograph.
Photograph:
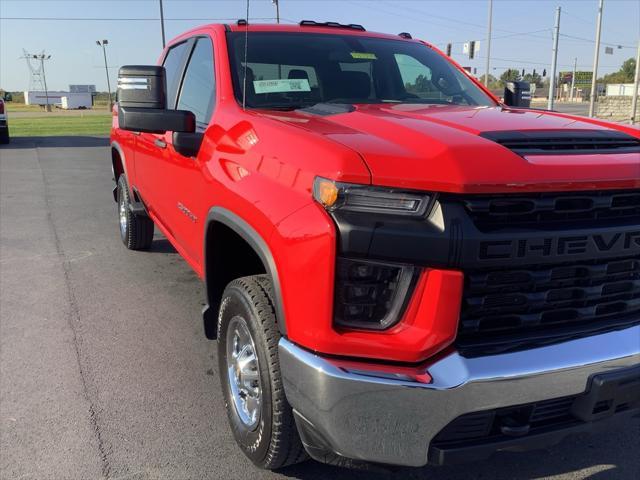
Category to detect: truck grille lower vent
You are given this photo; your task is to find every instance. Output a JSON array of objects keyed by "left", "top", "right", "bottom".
[
  {"left": 457, "top": 256, "right": 640, "bottom": 355},
  {"left": 432, "top": 394, "right": 637, "bottom": 448},
  {"left": 462, "top": 190, "right": 640, "bottom": 229},
  {"left": 480, "top": 130, "right": 640, "bottom": 156},
  {"left": 432, "top": 395, "right": 579, "bottom": 446}
]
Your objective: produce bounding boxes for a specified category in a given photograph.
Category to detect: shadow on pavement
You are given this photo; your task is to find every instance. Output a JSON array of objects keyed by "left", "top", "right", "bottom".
[
  {"left": 0, "top": 136, "right": 109, "bottom": 149},
  {"left": 148, "top": 238, "right": 177, "bottom": 254}
]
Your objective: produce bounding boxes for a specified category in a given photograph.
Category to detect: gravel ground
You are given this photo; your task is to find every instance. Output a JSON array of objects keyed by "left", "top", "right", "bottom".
[{"left": 1, "top": 136, "right": 638, "bottom": 480}]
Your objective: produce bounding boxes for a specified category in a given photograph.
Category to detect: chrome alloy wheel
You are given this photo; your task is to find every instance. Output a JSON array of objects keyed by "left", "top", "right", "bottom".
[
  {"left": 226, "top": 316, "right": 262, "bottom": 430},
  {"left": 119, "top": 191, "right": 127, "bottom": 238}
]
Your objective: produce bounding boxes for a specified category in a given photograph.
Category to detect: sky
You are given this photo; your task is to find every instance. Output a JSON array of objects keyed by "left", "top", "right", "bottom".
[{"left": 1, "top": 0, "right": 639, "bottom": 92}]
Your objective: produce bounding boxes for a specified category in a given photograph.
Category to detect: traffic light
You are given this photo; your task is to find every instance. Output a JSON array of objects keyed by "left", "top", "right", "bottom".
[
  {"left": 446, "top": 43, "right": 452, "bottom": 56},
  {"left": 522, "top": 69, "right": 525, "bottom": 77},
  {"left": 543, "top": 69, "right": 547, "bottom": 77},
  {"left": 469, "top": 41, "right": 476, "bottom": 60}
]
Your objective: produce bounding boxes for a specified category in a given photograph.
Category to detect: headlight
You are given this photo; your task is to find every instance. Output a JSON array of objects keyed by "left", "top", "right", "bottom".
[
  {"left": 313, "top": 177, "right": 433, "bottom": 217},
  {"left": 334, "top": 257, "right": 418, "bottom": 330}
]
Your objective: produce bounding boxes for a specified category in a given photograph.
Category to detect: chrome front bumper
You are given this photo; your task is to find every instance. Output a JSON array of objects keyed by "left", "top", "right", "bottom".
[{"left": 279, "top": 325, "right": 640, "bottom": 467}]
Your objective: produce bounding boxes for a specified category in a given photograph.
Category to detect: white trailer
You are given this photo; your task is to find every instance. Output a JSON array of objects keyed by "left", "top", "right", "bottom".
[
  {"left": 24, "top": 91, "right": 93, "bottom": 109},
  {"left": 61, "top": 93, "right": 93, "bottom": 109},
  {"left": 24, "top": 90, "right": 67, "bottom": 106}
]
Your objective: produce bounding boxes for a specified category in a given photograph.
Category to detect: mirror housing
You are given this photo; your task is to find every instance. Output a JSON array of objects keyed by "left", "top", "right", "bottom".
[
  {"left": 173, "top": 132, "right": 204, "bottom": 158},
  {"left": 117, "top": 65, "right": 196, "bottom": 134},
  {"left": 118, "top": 106, "right": 196, "bottom": 134},
  {"left": 117, "top": 65, "right": 167, "bottom": 109},
  {"left": 503, "top": 81, "right": 532, "bottom": 108}
]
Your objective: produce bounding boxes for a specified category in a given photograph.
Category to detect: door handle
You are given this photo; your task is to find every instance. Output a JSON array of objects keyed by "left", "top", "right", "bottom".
[{"left": 154, "top": 138, "right": 167, "bottom": 149}]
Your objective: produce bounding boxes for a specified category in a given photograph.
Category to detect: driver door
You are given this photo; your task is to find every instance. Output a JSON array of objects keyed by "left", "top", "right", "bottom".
[
  {"left": 133, "top": 39, "right": 192, "bottom": 224},
  {"left": 155, "top": 35, "right": 216, "bottom": 265}
]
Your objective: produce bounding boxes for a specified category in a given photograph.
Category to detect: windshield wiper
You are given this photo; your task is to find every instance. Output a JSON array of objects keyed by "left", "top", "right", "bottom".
[{"left": 246, "top": 101, "right": 317, "bottom": 111}]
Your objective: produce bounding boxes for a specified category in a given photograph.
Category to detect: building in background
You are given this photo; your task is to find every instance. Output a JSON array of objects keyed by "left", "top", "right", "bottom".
[{"left": 606, "top": 83, "right": 640, "bottom": 96}]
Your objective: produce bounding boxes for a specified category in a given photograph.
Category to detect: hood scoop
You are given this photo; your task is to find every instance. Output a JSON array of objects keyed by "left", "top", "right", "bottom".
[
  {"left": 480, "top": 130, "right": 640, "bottom": 156},
  {"left": 298, "top": 103, "right": 355, "bottom": 116}
]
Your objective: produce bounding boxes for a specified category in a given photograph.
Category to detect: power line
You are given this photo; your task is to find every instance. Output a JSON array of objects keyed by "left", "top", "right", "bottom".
[
  {"left": 374, "top": 0, "right": 551, "bottom": 40},
  {"left": 0, "top": 16, "right": 292, "bottom": 22},
  {"left": 476, "top": 55, "right": 617, "bottom": 69},
  {"left": 381, "top": 1, "right": 495, "bottom": 31},
  {"left": 561, "top": 9, "right": 595, "bottom": 26},
  {"left": 559, "top": 33, "right": 635, "bottom": 49}
]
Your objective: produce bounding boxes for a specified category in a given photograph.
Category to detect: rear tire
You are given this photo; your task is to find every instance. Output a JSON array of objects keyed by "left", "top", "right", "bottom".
[
  {"left": 117, "top": 175, "right": 154, "bottom": 250},
  {"left": 217, "top": 275, "right": 307, "bottom": 469},
  {"left": 0, "top": 128, "right": 9, "bottom": 145}
]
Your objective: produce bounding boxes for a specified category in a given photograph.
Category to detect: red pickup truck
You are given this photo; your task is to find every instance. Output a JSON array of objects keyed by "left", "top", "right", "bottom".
[{"left": 111, "top": 21, "right": 640, "bottom": 470}]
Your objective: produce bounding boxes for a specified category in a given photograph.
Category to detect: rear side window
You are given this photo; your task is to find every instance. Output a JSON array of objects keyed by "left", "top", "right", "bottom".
[
  {"left": 163, "top": 41, "right": 190, "bottom": 109},
  {"left": 177, "top": 37, "right": 215, "bottom": 126}
]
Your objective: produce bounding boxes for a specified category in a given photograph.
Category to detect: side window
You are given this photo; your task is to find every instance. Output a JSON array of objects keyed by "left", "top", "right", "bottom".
[
  {"left": 395, "top": 53, "right": 466, "bottom": 103},
  {"left": 177, "top": 37, "right": 215, "bottom": 126},
  {"left": 395, "top": 53, "right": 436, "bottom": 97},
  {"left": 163, "top": 41, "right": 190, "bottom": 109}
]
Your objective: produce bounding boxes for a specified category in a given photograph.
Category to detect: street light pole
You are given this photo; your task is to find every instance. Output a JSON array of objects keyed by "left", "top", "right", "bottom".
[
  {"left": 96, "top": 40, "right": 112, "bottom": 110},
  {"left": 588, "top": 0, "right": 604, "bottom": 118},
  {"left": 484, "top": 0, "right": 493, "bottom": 86},
  {"left": 570, "top": 57, "right": 577, "bottom": 101},
  {"left": 159, "top": 0, "right": 166, "bottom": 48},
  {"left": 548, "top": 6, "right": 561, "bottom": 111},
  {"left": 272, "top": 0, "right": 280, "bottom": 24},
  {"left": 630, "top": 40, "right": 640, "bottom": 124}
]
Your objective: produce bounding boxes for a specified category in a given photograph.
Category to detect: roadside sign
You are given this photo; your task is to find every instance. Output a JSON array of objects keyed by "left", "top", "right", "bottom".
[{"left": 559, "top": 71, "right": 593, "bottom": 86}]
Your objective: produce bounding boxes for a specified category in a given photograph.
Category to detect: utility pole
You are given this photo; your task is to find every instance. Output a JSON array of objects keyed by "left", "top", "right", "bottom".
[
  {"left": 159, "top": 0, "right": 166, "bottom": 48},
  {"left": 570, "top": 57, "right": 577, "bottom": 101},
  {"left": 484, "top": 0, "right": 493, "bottom": 86},
  {"left": 630, "top": 40, "right": 640, "bottom": 124},
  {"left": 272, "top": 0, "right": 280, "bottom": 24},
  {"left": 32, "top": 54, "right": 51, "bottom": 111},
  {"left": 548, "top": 6, "right": 561, "bottom": 110},
  {"left": 96, "top": 40, "right": 112, "bottom": 111},
  {"left": 588, "top": 0, "right": 604, "bottom": 118}
]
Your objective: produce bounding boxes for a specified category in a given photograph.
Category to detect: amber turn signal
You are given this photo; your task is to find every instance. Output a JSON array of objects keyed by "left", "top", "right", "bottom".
[{"left": 314, "top": 178, "right": 339, "bottom": 208}]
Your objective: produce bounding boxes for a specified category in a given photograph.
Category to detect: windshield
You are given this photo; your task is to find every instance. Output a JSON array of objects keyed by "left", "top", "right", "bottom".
[{"left": 227, "top": 32, "right": 496, "bottom": 110}]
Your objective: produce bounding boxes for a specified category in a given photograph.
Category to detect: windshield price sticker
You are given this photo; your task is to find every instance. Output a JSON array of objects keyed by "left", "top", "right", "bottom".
[
  {"left": 253, "top": 79, "right": 311, "bottom": 94},
  {"left": 350, "top": 52, "right": 377, "bottom": 60}
]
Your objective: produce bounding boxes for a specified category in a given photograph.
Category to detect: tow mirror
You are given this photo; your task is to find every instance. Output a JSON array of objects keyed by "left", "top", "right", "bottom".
[
  {"left": 117, "top": 65, "right": 195, "bottom": 134},
  {"left": 117, "top": 65, "right": 167, "bottom": 108},
  {"left": 503, "top": 81, "right": 532, "bottom": 108}
]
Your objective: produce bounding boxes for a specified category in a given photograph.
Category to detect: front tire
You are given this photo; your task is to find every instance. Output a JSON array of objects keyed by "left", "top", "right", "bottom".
[
  {"left": 217, "top": 275, "right": 307, "bottom": 469},
  {"left": 116, "top": 175, "right": 154, "bottom": 250},
  {"left": 0, "top": 128, "right": 9, "bottom": 145}
]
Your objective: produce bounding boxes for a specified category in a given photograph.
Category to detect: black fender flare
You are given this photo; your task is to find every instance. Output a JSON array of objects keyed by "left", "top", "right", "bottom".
[
  {"left": 110, "top": 141, "right": 132, "bottom": 201},
  {"left": 203, "top": 207, "right": 287, "bottom": 337}
]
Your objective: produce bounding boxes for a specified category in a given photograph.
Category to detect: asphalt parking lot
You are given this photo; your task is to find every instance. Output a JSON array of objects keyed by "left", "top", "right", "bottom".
[{"left": 1, "top": 136, "right": 639, "bottom": 480}]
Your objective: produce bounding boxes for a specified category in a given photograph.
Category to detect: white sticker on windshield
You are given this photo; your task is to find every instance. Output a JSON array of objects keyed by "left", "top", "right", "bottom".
[{"left": 253, "top": 79, "right": 311, "bottom": 94}]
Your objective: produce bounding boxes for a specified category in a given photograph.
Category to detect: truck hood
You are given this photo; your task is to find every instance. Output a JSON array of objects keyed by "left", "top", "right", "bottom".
[{"left": 264, "top": 104, "right": 640, "bottom": 193}]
